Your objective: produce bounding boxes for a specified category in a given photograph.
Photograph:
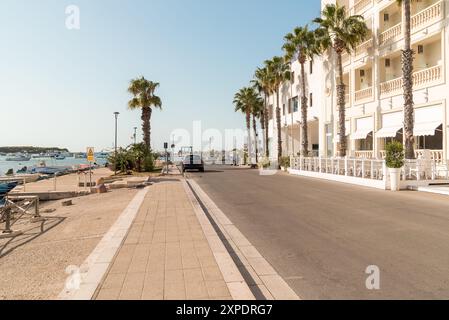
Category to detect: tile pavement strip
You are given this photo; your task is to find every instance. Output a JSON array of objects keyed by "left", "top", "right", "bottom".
[
  {"left": 92, "top": 179, "right": 248, "bottom": 300},
  {"left": 186, "top": 178, "right": 300, "bottom": 300},
  {"left": 58, "top": 187, "right": 150, "bottom": 300}
]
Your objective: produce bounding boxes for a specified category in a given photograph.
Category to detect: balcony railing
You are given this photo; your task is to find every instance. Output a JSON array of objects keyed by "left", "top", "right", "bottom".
[
  {"left": 411, "top": 1, "right": 444, "bottom": 31},
  {"left": 354, "top": 86, "right": 373, "bottom": 102},
  {"left": 355, "top": 151, "right": 374, "bottom": 159},
  {"left": 380, "top": 150, "right": 443, "bottom": 164},
  {"left": 380, "top": 65, "right": 442, "bottom": 96},
  {"left": 354, "top": 38, "right": 373, "bottom": 58},
  {"left": 354, "top": 0, "right": 372, "bottom": 14},
  {"left": 379, "top": 23, "right": 402, "bottom": 45},
  {"left": 379, "top": 1, "right": 444, "bottom": 46}
]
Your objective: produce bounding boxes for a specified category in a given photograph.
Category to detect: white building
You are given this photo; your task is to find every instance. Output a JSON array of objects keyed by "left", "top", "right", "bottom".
[{"left": 268, "top": 0, "right": 448, "bottom": 164}]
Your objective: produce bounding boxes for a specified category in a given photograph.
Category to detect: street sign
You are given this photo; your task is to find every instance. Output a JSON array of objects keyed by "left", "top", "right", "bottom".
[
  {"left": 87, "top": 147, "right": 95, "bottom": 162},
  {"left": 164, "top": 142, "right": 168, "bottom": 149}
]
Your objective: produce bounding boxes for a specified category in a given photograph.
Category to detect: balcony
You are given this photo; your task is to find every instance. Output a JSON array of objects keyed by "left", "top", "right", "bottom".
[
  {"left": 354, "top": 0, "right": 372, "bottom": 14},
  {"left": 354, "top": 38, "right": 373, "bottom": 59},
  {"left": 355, "top": 87, "right": 373, "bottom": 103},
  {"left": 379, "top": 1, "right": 444, "bottom": 46},
  {"left": 380, "top": 65, "right": 442, "bottom": 97},
  {"left": 379, "top": 23, "right": 402, "bottom": 45},
  {"left": 411, "top": 1, "right": 444, "bottom": 31}
]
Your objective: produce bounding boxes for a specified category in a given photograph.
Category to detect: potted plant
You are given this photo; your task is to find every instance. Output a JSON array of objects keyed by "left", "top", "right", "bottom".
[{"left": 385, "top": 141, "right": 405, "bottom": 191}]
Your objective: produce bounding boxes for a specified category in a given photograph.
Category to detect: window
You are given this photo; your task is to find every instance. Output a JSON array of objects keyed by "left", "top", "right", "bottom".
[
  {"left": 309, "top": 93, "right": 313, "bottom": 107},
  {"left": 292, "top": 96, "right": 299, "bottom": 112},
  {"left": 291, "top": 71, "right": 295, "bottom": 83},
  {"left": 283, "top": 103, "right": 286, "bottom": 115},
  {"left": 268, "top": 105, "right": 273, "bottom": 120},
  {"left": 309, "top": 61, "right": 313, "bottom": 74},
  {"left": 288, "top": 99, "right": 292, "bottom": 114}
]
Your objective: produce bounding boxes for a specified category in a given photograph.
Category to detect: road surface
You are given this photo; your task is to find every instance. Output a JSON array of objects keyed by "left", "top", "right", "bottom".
[{"left": 188, "top": 165, "right": 449, "bottom": 299}]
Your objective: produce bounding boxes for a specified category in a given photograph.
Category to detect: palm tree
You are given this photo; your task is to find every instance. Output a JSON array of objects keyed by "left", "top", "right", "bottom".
[
  {"left": 314, "top": 3, "right": 368, "bottom": 157},
  {"left": 283, "top": 25, "right": 320, "bottom": 157},
  {"left": 250, "top": 92, "right": 264, "bottom": 164},
  {"left": 397, "top": 0, "right": 415, "bottom": 159},
  {"left": 264, "top": 57, "right": 291, "bottom": 165},
  {"left": 128, "top": 77, "right": 162, "bottom": 151},
  {"left": 233, "top": 87, "right": 263, "bottom": 165},
  {"left": 253, "top": 67, "right": 272, "bottom": 157}
]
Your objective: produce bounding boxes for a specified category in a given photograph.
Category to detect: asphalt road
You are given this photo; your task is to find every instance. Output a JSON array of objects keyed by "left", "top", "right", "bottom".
[{"left": 188, "top": 165, "right": 449, "bottom": 299}]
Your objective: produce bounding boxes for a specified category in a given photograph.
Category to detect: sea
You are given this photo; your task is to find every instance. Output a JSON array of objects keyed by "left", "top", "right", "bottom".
[{"left": 0, "top": 156, "right": 108, "bottom": 176}]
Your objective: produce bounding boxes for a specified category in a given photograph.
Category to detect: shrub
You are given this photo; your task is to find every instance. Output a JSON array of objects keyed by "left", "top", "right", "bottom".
[
  {"left": 258, "top": 157, "right": 271, "bottom": 169},
  {"left": 108, "top": 143, "right": 156, "bottom": 174},
  {"left": 280, "top": 156, "right": 291, "bottom": 168},
  {"left": 385, "top": 141, "right": 405, "bottom": 169}
]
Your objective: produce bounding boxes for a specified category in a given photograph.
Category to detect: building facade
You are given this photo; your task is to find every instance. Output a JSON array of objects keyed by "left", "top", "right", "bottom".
[{"left": 268, "top": 0, "right": 448, "bottom": 164}]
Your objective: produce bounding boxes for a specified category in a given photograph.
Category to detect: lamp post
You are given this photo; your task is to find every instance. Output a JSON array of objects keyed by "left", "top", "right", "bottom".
[{"left": 114, "top": 112, "right": 120, "bottom": 175}]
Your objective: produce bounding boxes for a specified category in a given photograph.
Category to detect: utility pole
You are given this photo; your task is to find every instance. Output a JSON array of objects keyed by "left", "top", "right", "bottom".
[{"left": 114, "top": 112, "right": 120, "bottom": 175}]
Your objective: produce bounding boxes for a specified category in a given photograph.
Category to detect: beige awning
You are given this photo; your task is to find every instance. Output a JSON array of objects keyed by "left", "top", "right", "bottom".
[
  {"left": 414, "top": 122, "right": 442, "bottom": 137},
  {"left": 376, "top": 126, "right": 402, "bottom": 138},
  {"left": 351, "top": 129, "right": 372, "bottom": 140}
]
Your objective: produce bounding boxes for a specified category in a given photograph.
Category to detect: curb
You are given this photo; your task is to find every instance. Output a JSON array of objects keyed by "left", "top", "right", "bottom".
[
  {"left": 183, "top": 180, "right": 255, "bottom": 300},
  {"left": 185, "top": 179, "right": 300, "bottom": 300}
]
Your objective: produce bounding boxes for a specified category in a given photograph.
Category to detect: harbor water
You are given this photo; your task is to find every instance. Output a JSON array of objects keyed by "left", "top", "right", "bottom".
[{"left": 0, "top": 156, "right": 108, "bottom": 176}]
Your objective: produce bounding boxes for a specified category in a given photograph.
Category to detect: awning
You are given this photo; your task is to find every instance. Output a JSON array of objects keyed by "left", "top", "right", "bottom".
[
  {"left": 414, "top": 122, "right": 442, "bottom": 137},
  {"left": 351, "top": 129, "right": 373, "bottom": 140},
  {"left": 376, "top": 126, "right": 403, "bottom": 138}
]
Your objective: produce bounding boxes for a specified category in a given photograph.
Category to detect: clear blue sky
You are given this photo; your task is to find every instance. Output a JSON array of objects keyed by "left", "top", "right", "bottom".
[{"left": 0, "top": 0, "right": 320, "bottom": 152}]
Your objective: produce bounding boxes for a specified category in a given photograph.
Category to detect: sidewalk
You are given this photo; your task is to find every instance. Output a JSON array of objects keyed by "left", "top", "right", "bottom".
[{"left": 94, "top": 178, "right": 235, "bottom": 300}]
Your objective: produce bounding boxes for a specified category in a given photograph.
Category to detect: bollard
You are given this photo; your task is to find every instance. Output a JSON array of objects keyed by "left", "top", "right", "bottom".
[{"left": 3, "top": 207, "right": 12, "bottom": 234}]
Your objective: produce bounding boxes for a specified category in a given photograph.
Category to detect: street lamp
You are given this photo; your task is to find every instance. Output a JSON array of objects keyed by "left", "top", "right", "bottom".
[{"left": 114, "top": 112, "right": 120, "bottom": 175}]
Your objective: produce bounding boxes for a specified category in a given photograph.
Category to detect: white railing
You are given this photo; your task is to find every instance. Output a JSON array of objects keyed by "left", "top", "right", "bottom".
[
  {"left": 291, "top": 156, "right": 386, "bottom": 180},
  {"left": 355, "top": 151, "right": 374, "bottom": 159},
  {"left": 380, "top": 150, "right": 443, "bottom": 164},
  {"left": 380, "top": 65, "right": 442, "bottom": 96},
  {"left": 355, "top": 86, "right": 373, "bottom": 102},
  {"left": 379, "top": 23, "right": 402, "bottom": 45},
  {"left": 290, "top": 156, "right": 449, "bottom": 182},
  {"left": 411, "top": 1, "right": 444, "bottom": 31},
  {"left": 354, "top": 0, "right": 372, "bottom": 14},
  {"left": 379, "top": 1, "right": 444, "bottom": 45},
  {"left": 354, "top": 38, "right": 373, "bottom": 58}
]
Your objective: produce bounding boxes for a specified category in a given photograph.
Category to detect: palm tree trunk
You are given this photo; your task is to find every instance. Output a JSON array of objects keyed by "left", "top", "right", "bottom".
[
  {"left": 259, "top": 110, "right": 265, "bottom": 159},
  {"left": 336, "top": 52, "right": 347, "bottom": 157},
  {"left": 402, "top": 0, "right": 415, "bottom": 159},
  {"left": 246, "top": 111, "right": 251, "bottom": 165},
  {"left": 253, "top": 114, "right": 259, "bottom": 163},
  {"left": 276, "top": 89, "right": 282, "bottom": 166},
  {"left": 141, "top": 107, "right": 152, "bottom": 151},
  {"left": 265, "top": 95, "right": 270, "bottom": 158},
  {"left": 300, "top": 61, "right": 309, "bottom": 157}
]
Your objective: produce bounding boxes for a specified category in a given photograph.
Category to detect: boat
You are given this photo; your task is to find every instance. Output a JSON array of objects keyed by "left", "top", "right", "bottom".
[
  {"left": 54, "top": 154, "right": 66, "bottom": 160},
  {"left": 0, "top": 181, "right": 18, "bottom": 205},
  {"left": 5, "top": 154, "right": 31, "bottom": 161}
]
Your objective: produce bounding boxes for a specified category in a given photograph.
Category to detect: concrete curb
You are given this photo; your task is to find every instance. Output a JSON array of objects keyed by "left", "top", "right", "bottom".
[
  {"left": 183, "top": 180, "right": 255, "bottom": 300},
  {"left": 58, "top": 187, "right": 150, "bottom": 300},
  {"left": 186, "top": 179, "right": 300, "bottom": 300}
]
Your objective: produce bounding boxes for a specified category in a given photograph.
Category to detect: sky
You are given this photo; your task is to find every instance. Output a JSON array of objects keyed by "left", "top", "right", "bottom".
[{"left": 0, "top": 0, "right": 320, "bottom": 152}]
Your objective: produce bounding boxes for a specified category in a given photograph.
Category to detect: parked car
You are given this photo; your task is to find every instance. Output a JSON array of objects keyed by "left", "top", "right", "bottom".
[{"left": 182, "top": 155, "right": 205, "bottom": 172}]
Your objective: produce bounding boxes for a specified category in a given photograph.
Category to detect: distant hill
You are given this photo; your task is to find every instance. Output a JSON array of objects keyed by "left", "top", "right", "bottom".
[{"left": 0, "top": 146, "right": 69, "bottom": 154}]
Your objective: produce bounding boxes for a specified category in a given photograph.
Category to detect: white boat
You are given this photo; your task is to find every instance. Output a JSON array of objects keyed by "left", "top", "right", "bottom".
[{"left": 5, "top": 154, "right": 31, "bottom": 161}]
